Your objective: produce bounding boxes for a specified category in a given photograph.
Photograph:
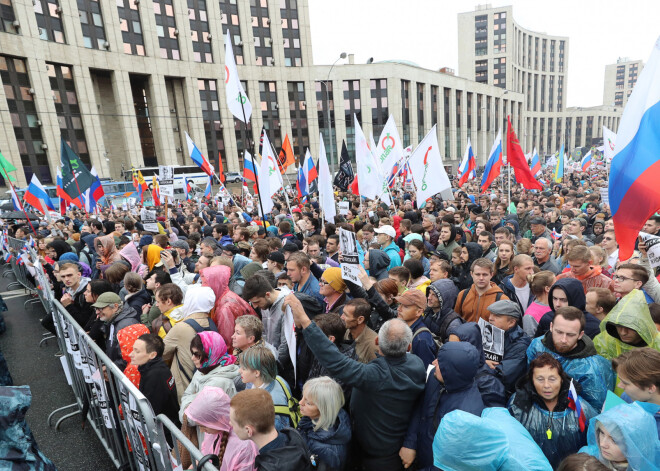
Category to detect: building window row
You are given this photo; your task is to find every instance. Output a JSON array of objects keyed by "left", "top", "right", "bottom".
[
  {"left": 280, "top": 0, "right": 302, "bottom": 67},
  {"left": 0, "top": 0, "right": 17, "bottom": 34}
]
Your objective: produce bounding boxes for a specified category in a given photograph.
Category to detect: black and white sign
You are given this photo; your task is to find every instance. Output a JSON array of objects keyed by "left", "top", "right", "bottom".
[
  {"left": 478, "top": 318, "right": 504, "bottom": 362},
  {"left": 141, "top": 208, "right": 158, "bottom": 233},
  {"left": 640, "top": 231, "right": 660, "bottom": 268},
  {"left": 339, "top": 228, "right": 361, "bottom": 286}
]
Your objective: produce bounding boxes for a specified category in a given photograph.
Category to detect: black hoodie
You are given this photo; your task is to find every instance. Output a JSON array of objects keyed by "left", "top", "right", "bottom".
[
  {"left": 535, "top": 278, "right": 601, "bottom": 339},
  {"left": 454, "top": 242, "right": 483, "bottom": 291}
]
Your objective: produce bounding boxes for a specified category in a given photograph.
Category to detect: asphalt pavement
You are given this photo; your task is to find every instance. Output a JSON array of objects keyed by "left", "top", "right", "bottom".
[{"left": 0, "top": 272, "right": 115, "bottom": 470}]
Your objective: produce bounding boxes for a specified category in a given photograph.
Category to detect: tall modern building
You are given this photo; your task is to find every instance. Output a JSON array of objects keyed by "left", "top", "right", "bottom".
[
  {"left": 458, "top": 4, "right": 622, "bottom": 158},
  {"left": 603, "top": 57, "right": 644, "bottom": 107}
]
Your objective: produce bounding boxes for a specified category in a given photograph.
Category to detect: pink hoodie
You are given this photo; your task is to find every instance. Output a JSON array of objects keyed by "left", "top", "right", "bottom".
[
  {"left": 186, "top": 387, "right": 257, "bottom": 471},
  {"left": 119, "top": 243, "right": 148, "bottom": 277},
  {"left": 200, "top": 265, "right": 256, "bottom": 347}
]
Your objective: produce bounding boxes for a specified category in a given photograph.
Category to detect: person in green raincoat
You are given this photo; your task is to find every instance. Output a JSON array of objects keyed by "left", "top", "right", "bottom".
[{"left": 594, "top": 289, "right": 660, "bottom": 360}]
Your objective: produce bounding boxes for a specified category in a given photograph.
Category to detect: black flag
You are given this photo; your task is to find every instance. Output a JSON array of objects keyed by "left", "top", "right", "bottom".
[{"left": 333, "top": 140, "right": 354, "bottom": 191}]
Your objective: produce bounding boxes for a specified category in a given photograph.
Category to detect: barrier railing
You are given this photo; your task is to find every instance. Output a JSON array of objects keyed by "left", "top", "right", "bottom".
[{"left": 2, "top": 236, "right": 217, "bottom": 471}]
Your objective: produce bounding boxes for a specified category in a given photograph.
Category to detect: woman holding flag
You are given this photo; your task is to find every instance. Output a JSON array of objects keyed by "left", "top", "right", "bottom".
[{"left": 508, "top": 352, "right": 597, "bottom": 468}]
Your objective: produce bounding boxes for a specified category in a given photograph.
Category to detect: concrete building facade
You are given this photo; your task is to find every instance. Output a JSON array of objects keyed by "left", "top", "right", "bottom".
[
  {"left": 603, "top": 57, "right": 644, "bottom": 108},
  {"left": 0, "top": 0, "right": 526, "bottom": 188},
  {"left": 458, "top": 3, "right": 623, "bottom": 158}
]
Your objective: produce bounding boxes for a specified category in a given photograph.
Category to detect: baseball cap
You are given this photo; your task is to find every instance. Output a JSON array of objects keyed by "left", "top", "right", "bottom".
[
  {"left": 487, "top": 300, "right": 522, "bottom": 320},
  {"left": 469, "top": 204, "right": 484, "bottom": 215},
  {"left": 91, "top": 292, "right": 121, "bottom": 308},
  {"left": 374, "top": 225, "right": 396, "bottom": 239},
  {"left": 267, "top": 251, "right": 285, "bottom": 264},
  {"left": 394, "top": 290, "right": 427, "bottom": 310}
]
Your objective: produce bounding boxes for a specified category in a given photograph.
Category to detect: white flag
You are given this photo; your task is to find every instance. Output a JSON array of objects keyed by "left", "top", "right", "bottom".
[
  {"left": 375, "top": 115, "right": 404, "bottom": 175},
  {"left": 260, "top": 130, "right": 283, "bottom": 197},
  {"left": 255, "top": 150, "right": 274, "bottom": 215},
  {"left": 355, "top": 114, "right": 381, "bottom": 200},
  {"left": 409, "top": 125, "right": 452, "bottom": 207},
  {"left": 317, "top": 133, "right": 336, "bottom": 224},
  {"left": 602, "top": 126, "right": 616, "bottom": 162},
  {"left": 224, "top": 30, "right": 252, "bottom": 123},
  {"left": 368, "top": 129, "right": 391, "bottom": 206}
]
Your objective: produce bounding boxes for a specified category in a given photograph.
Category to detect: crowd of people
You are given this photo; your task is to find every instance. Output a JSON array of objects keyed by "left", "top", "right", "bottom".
[{"left": 9, "top": 166, "right": 660, "bottom": 471}]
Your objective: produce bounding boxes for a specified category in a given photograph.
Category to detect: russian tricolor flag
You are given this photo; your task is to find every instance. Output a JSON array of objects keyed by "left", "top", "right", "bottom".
[
  {"left": 184, "top": 176, "right": 192, "bottom": 200},
  {"left": 303, "top": 150, "right": 318, "bottom": 194},
  {"left": 24, "top": 174, "right": 55, "bottom": 212},
  {"left": 529, "top": 147, "right": 541, "bottom": 176},
  {"left": 567, "top": 379, "right": 586, "bottom": 432},
  {"left": 458, "top": 138, "right": 477, "bottom": 187},
  {"left": 609, "top": 36, "right": 660, "bottom": 260},
  {"left": 204, "top": 176, "right": 212, "bottom": 199},
  {"left": 185, "top": 132, "right": 214, "bottom": 177},
  {"left": 297, "top": 165, "right": 308, "bottom": 199},
  {"left": 481, "top": 129, "right": 503, "bottom": 193},
  {"left": 580, "top": 151, "right": 592, "bottom": 172},
  {"left": 243, "top": 155, "right": 258, "bottom": 182}
]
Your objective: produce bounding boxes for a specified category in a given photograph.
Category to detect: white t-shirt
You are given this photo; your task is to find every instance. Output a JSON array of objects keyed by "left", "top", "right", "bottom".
[{"left": 514, "top": 284, "right": 531, "bottom": 310}]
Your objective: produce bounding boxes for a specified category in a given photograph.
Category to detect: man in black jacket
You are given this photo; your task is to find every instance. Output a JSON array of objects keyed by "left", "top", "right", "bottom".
[
  {"left": 41, "top": 262, "right": 92, "bottom": 334},
  {"left": 230, "top": 389, "right": 311, "bottom": 471},
  {"left": 129, "top": 333, "right": 179, "bottom": 428},
  {"left": 285, "top": 293, "right": 425, "bottom": 471}
]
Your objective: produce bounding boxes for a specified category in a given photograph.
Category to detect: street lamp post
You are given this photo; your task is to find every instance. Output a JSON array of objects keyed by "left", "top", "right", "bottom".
[{"left": 321, "top": 52, "right": 346, "bottom": 177}]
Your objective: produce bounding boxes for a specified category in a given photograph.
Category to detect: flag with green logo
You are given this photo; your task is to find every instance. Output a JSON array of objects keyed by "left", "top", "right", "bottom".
[
  {"left": 58, "top": 138, "right": 95, "bottom": 207},
  {"left": 0, "top": 152, "right": 17, "bottom": 182}
]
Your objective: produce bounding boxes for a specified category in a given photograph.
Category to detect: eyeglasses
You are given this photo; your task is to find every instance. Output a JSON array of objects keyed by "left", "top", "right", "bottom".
[
  {"left": 613, "top": 274, "right": 638, "bottom": 283},
  {"left": 319, "top": 280, "right": 329, "bottom": 286}
]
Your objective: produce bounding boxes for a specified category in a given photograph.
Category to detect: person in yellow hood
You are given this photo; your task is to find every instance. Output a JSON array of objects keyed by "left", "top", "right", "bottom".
[{"left": 594, "top": 289, "right": 660, "bottom": 360}]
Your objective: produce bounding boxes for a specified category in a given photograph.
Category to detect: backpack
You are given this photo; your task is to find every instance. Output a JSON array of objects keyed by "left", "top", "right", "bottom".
[
  {"left": 175, "top": 317, "right": 219, "bottom": 383},
  {"left": 273, "top": 376, "right": 302, "bottom": 428},
  {"left": 412, "top": 326, "right": 442, "bottom": 352}
]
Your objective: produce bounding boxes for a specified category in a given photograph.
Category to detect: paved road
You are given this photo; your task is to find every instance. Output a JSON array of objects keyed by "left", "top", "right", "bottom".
[{"left": 0, "top": 273, "right": 115, "bottom": 470}]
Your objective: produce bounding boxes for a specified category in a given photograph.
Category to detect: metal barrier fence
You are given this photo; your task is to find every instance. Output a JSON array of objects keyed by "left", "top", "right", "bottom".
[{"left": 3, "top": 236, "right": 218, "bottom": 471}]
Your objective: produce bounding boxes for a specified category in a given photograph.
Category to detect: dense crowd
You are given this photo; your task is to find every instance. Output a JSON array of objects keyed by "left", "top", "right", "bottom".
[{"left": 8, "top": 167, "right": 660, "bottom": 471}]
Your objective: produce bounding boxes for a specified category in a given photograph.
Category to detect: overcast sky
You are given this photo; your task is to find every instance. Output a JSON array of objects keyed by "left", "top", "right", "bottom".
[{"left": 308, "top": 0, "right": 659, "bottom": 108}]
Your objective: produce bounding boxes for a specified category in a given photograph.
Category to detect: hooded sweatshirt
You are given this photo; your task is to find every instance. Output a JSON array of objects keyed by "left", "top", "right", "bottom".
[
  {"left": 594, "top": 289, "right": 660, "bottom": 359},
  {"left": 455, "top": 242, "right": 483, "bottom": 291},
  {"left": 527, "top": 332, "right": 615, "bottom": 410},
  {"left": 402, "top": 342, "right": 485, "bottom": 469},
  {"left": 448, "top": 322, "right": 507, "bottom": 407},
  {"left": 119, "top": 243, "right": 148, "bottom": 278},
  {"left": 162, "top": 285, "right": 217, "bottom": 399},
  {"left": 423, "top": 279, "right": 463, "bottom": 341},
  {"left": 185, "top": 387, "right": 258, "bottom": 470},
  {"left": 536, "top": 278, "right": 601, "bottom": 339},
  {"left": 367, "top": 249, "right": 390, "bottom": 281},
  {"left": 201, "top": 265, "right": 256, "bottom": 347}
]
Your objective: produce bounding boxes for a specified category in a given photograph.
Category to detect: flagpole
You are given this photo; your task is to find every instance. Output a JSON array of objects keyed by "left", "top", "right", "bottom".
[
  {"left": 270, "top": 142, "right": 295, "bottom": 192},
  {"left": 70, "top": 171, "right": 89, "bottom": 218},
  {"left": 238, "top": 91, "right": 266, "bottom": 224}
]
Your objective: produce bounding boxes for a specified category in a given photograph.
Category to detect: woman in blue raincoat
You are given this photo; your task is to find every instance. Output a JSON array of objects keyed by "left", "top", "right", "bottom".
[
  {"left": 509, "top": 353, "right": 597, "bottom": 468},
  {"left": 579, "top": 402, "right": 660, "bottom": 470}
]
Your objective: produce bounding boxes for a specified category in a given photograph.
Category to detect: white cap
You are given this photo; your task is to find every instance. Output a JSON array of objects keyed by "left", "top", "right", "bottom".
[{"left": 374, "top": 225, "right": 396, "bottom": 239}]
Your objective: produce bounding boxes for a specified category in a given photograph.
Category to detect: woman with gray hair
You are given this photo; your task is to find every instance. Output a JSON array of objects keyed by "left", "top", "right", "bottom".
[{"left": 297, "top": 376, "right": 352, "bottom": 471}]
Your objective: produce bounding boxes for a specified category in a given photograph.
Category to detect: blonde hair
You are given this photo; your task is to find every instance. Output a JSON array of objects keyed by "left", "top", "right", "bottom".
[{"left": 302, "top": 376, "right": 344, "bottom": 431}]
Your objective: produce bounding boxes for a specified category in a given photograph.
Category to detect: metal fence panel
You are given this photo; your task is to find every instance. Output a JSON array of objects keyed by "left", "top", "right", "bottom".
[{"left": 2, "top": 235, "right": 217, "bottom": 471}]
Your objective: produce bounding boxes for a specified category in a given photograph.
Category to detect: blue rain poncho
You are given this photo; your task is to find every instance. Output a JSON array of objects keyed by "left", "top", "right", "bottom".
[
  {"left": 432, "top": 407, "right": 552, "bottom": 470},
  {"left": 579, "top": 402, "right": 660, "bottom": 470}
]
